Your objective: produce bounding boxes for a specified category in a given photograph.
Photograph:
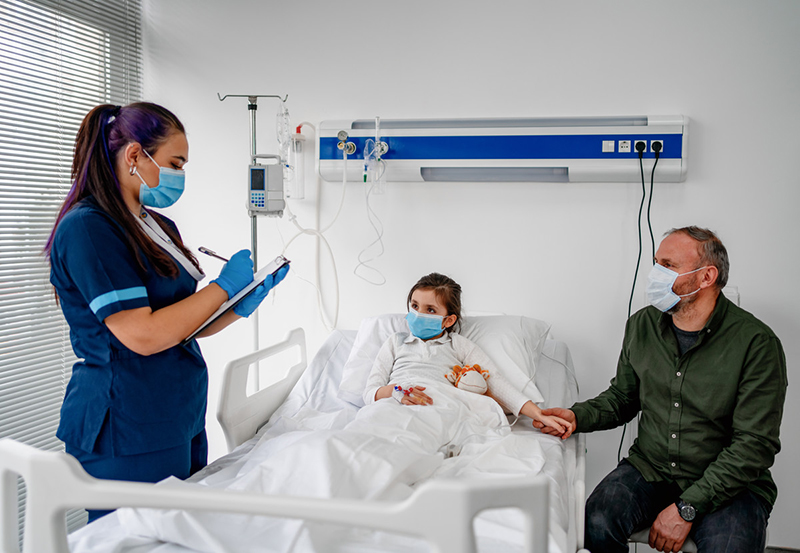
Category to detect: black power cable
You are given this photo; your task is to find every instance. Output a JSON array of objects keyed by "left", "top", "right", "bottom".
[
  {"left": 627, "top": 140, "right": 648, "bottom": 320},
  {"left": 619, "top": 140, "right": 649, "bottom": 463},
  {"left": 647, "top": 141, "right": 662, "bottom": 263}
]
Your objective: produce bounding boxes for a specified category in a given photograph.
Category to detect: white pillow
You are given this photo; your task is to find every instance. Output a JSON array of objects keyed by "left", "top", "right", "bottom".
[
  {"left": 337, "top": 314, "right": 407, "bottom": 406},
  {"left": 337, "top": 314, "right": 550, "bottom": 407}
]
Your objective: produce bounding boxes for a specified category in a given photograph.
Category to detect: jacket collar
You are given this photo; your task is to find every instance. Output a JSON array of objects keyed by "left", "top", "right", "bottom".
[{"left": 659, "top": 291, "right": 729, "bottom": 339}]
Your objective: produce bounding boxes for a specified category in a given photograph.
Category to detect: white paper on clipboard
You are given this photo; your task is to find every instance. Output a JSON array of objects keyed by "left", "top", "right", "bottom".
[{"left": 182, "top": 255, "right": 290, "bottom": 345}]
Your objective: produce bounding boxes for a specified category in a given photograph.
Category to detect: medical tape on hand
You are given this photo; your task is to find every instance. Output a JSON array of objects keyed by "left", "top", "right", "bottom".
[{"left": 392, "top": 385, "right": 413, "bottom": 403}]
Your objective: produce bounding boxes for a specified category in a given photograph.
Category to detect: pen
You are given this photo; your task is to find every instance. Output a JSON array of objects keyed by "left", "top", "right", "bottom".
[{"left": 198, "top": 247, "right": 229, "bottom": 262}]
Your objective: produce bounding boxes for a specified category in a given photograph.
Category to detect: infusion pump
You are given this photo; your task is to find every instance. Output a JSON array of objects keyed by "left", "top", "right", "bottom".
[{"left": 248, "top": 164, "right": 284, "bottom": 217}]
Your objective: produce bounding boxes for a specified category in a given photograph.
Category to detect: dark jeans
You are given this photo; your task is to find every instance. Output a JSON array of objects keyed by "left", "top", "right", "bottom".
[{"left": 585, "top": 459, "right": 770, "bottom": 553}]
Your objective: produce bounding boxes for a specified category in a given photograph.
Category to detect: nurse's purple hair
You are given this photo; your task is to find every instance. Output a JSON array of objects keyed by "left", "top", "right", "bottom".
[{"left": 45, "top": 102, "right": 199, "bottom": 277}]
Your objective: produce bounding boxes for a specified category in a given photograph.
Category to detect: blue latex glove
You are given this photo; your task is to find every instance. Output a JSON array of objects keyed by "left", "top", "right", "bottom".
[
  {"left": 233, "top": 264, "right": 290, "bottom": 318},
  {"left": 211, "top": 249, "right": 254, "bottom": 299}
]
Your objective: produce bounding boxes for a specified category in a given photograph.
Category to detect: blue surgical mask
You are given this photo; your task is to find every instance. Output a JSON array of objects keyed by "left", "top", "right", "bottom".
[
  {"left": 134, "top": 150, "right": 185, "bottom": 208},
  {"left": 646, "top": 263, "right": 709, "bottom": 312},
  {"left": 406, "top": 310, "right": 446, "bottom": 340}
]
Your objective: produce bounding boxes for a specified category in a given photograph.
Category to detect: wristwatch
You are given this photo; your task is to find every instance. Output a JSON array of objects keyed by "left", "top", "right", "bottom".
[{"left": 675, "top": 499, "right": 696, "bottom": 522}]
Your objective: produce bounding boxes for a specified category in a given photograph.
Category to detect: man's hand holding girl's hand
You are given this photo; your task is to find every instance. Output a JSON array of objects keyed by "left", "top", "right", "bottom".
[{"left": 532, "top": 407, "right": 577, "bottom": 439}]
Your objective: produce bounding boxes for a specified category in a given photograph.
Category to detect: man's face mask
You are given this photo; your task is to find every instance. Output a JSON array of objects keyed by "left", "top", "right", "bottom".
[{"left": 646, "top": 263, "right": 710, "bottom": 312}]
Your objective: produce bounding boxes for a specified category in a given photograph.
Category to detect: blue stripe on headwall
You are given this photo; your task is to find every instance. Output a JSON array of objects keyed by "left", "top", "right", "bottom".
[{"left": 320, "top": 134, "right": 682, "bottom": 161}]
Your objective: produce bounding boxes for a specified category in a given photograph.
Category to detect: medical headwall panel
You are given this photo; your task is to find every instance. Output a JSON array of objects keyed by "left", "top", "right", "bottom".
[{"left": 318, "top": 115, "right": 688, "bottom": 183}]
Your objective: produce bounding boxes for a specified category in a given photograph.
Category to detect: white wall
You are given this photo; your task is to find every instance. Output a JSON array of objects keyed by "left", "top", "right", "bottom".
[{"left": 143, "top": 1, "right": 799, "bottom": 547}]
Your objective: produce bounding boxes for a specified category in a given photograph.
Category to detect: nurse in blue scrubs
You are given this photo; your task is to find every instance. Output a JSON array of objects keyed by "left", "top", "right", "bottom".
[{"left": 45, "top": 102, "right": 288, "bottom": 522}]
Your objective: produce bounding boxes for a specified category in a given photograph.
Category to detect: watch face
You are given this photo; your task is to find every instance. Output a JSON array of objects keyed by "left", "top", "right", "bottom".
[{"left": 679, "top": 503, "right": 696, "bottom": 521}]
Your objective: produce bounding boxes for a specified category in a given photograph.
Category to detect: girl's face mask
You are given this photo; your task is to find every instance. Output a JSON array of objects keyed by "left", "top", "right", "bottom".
[
  {"left": 134, "top": 149, "right": 185, "bottom": 208},
  {"left": 405, "top": 309, "right": 446, "bottom": 340}
]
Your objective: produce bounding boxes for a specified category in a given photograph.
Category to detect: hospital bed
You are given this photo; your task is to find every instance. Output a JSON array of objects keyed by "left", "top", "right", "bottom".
[{"left": 0, "top": 314, "right": 588, "bottom": 553}]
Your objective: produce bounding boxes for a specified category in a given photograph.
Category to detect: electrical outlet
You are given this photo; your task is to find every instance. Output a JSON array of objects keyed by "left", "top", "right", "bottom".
[
  {"left": 650, "top": 139, "right": 664, "bottom": 153},
  {"left": 634, "top": 140, "right": 647, "bottom": 154}
]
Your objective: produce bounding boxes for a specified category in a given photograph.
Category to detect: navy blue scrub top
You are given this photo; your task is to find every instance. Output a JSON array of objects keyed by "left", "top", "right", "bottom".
[{"left": 50, "top": 196, "right": 207, "bottom": 457}]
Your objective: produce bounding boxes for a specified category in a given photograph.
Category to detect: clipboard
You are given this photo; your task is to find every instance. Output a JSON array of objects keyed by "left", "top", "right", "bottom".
[{"left": 182, "top": 255, "right": 290, "bottom": 345}]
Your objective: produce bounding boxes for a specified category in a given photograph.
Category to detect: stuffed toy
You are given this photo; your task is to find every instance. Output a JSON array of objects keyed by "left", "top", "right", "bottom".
[{"left": 446, "top": 364, "right": 490, "bottom": 394}]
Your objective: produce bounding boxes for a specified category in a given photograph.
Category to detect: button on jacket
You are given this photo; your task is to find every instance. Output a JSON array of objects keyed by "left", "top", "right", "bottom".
[{"left": 571, "top": 293, "right": 787, "bottom": 515}]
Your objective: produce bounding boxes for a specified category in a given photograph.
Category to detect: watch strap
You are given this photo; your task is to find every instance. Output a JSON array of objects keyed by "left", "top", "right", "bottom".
[{"left": 675, "top": 499, "right": 696, "bottom": 522}]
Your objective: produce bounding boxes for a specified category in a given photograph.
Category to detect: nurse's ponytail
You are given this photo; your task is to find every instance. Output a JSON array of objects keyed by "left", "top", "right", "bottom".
[{"left": 46, "top": 103, "right": 201, "bottom": 278}]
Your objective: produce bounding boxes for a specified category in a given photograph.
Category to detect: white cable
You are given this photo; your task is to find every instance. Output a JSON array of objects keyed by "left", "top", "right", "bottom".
[
  {"left": 354, "top": 159, "right": 386, "bottom": 285},
  {"left": 273, "top": 121, "right": 340, "bottom": 331},
  {"left": 281, "top": 201, "right": 340, "bottom": 331},
  {"left": 320, "top": 146, "right": 348, "bottom": 234}
]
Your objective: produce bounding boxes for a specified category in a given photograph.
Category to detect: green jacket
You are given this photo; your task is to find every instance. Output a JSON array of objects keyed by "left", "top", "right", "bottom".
[{"left": 572, "top": 293, "right": 787, "bottom": 515}]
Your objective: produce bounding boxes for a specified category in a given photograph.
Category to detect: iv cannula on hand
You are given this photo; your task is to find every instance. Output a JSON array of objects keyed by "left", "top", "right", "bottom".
[{"left": 198, "top": 247, "right": 229, "bottom": 262}]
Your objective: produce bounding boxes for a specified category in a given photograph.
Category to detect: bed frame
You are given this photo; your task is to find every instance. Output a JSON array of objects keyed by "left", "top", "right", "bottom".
[{"left": 0, "top": 327, "right": 588, "bottom": 553}]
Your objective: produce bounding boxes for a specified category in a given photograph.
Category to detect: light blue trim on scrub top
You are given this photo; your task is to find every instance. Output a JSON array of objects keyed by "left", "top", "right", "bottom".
[{"left": 89, "top": 287, "right": 148, "bottom": 315}]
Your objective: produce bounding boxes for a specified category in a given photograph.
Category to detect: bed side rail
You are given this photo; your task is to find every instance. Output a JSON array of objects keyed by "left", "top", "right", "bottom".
[
  {"left": 217, "top": 327, "right": 307, "bottom": 452},
  {"left": 575, "top": 432, "right": 588, "bottom": 552},
  {"left": 0, "top": 438, "right": 549, "bottom": 553}
]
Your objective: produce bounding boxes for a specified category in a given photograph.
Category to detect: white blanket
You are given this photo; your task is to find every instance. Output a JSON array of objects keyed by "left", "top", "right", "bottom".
[{"left": 69, "top": 331, "right": 578, "bottom": 553}]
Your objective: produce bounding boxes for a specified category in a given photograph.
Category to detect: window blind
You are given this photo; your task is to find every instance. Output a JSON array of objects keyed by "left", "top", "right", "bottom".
[{"left": 0, "top": 0, "right": 142, "bottom": 540}]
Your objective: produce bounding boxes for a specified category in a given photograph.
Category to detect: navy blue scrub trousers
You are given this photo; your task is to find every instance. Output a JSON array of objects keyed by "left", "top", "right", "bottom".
[{"left": 66, "top": 429, "right": 208, "bottom": 523}]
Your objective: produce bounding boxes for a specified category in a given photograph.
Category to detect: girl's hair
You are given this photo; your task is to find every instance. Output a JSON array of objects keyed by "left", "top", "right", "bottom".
[
  {"left": 406, "top": 272, "right": 463, "bottom": 333},
  {"left": 44, "top": 102, "right": 200, "bottom": 277}
]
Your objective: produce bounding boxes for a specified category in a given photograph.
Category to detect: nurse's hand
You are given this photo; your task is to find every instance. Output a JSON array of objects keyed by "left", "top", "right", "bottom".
[
  {"left": 211, "top": 249, "right": 254, "bottom": 299},
  {"left": 233, "top": 265, "right": 290, "bottom": 318}
]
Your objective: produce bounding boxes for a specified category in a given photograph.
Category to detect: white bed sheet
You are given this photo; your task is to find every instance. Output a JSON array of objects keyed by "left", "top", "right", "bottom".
[{"left": 69, "top": 330, "right": 579, "bottom": 553}]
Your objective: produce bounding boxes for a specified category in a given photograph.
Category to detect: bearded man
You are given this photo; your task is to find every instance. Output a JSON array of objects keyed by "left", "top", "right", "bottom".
[{"left": 537, "top": 226, "right": 787, "bottom": 553}]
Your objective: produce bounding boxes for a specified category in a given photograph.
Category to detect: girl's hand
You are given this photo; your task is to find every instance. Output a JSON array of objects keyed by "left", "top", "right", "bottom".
[
  {"left": 532, "top": 407, "right": 577, "bottom": 439},
  {"left": 400, "top": 386, "right": 433, "bottom": 406},
  {"left": 520, "top": 402, "right": 576, "bottom": 439},
  {"left": 534, "top": 413, "right": 573, "bottom": 439}
]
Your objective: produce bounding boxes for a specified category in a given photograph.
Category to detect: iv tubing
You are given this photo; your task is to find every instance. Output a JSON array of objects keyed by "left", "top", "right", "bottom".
[
  {"left": 354, "top": 159, "right": 387, "bottom": 285},
  {"left": 278, "top": 122, "right": 341, "bottom": 331},
  {"left": 294, "top": 122, "right": 325, "bottom": 329},
  {"left": 281, "top": 202, "right": 340, "bottom": 331},
  {"left": 320, "top": 145, "right": 349, "bottom": 234}
]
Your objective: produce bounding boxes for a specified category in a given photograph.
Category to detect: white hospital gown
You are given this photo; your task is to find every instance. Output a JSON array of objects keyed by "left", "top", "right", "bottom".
[{"left": 363, "top": 331, "right": 531, "bottom": 415}]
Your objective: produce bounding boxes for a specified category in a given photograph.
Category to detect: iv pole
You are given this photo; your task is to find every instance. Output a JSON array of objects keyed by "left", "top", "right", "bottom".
[{"left": 217, "top": 93, "right": 288, "bottom": 390}]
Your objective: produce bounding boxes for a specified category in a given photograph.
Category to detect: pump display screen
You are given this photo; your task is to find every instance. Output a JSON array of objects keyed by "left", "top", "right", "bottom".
[{"left": 250, "top": 167, "right": 265, "bottom": 190}]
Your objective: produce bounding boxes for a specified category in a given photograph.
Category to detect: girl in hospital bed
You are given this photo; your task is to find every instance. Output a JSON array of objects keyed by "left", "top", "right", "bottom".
[
  {"left": 363, "top": 272, "right": 569, "bottom": 434},
  {"left": 229, "top": 272, "right": 569, "bottom": 502},
  {"left": 116, "top": 273, "right": 568, "bottom": 551}
]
